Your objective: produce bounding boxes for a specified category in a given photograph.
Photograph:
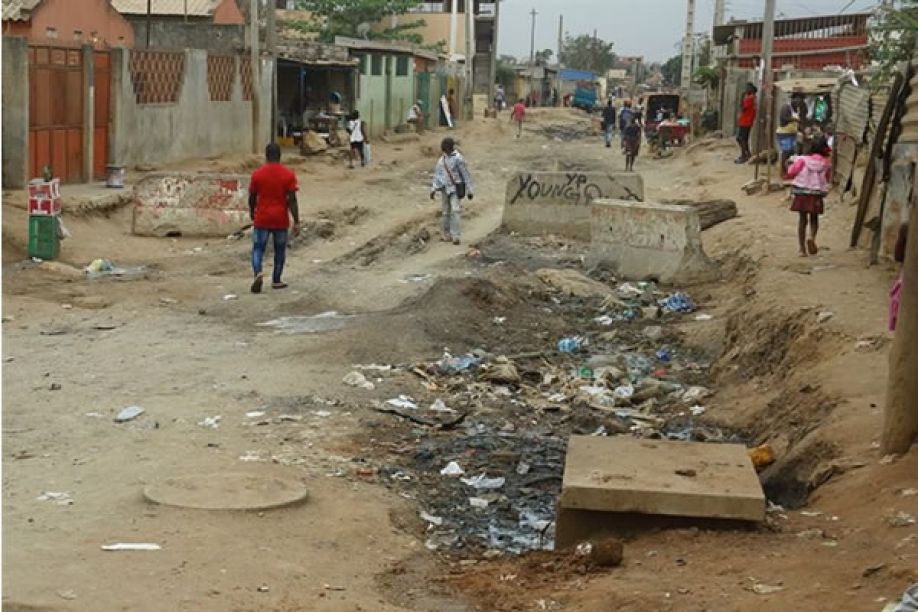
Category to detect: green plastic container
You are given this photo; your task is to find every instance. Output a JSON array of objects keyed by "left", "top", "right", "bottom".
[{"left": 28, "top": 215, "right": 60, "bottom": 260}]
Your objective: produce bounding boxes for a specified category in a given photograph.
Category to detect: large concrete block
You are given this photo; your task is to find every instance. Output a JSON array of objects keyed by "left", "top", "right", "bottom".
[
  {"left": 588, "top": 199, "right": 719, "bottom": 285},
  {"left": 555, "top": 436, "right": 765, "bottom": 548},
  {"left": 503, "top": 172, "right": 644, "bottom": 240},
  {"left": 132, "top": 173, "right": 250, "bottom": 237}
]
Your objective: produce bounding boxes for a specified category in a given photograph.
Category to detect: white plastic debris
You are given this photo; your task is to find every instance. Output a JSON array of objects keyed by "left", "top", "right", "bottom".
[
  {"left": 245, "top": 411, "right": 266, "bottom": 418},
  {"left": 682, "top": 386, "right": 711, "bottom": 404},
  {"left": 816, "top": 311, "right": 834, "bottom": 324},
  {"left": 101, "top": 543, "right": 161, "bottom": 551},
  {"left": 114, "top": 406, "right": 144, "bottom": 423},
  {"left": 689, "top": 405, "right": 706, "bottom": 416},
  {"left": 314, "top": 410, "right": 332, "bottom": 418},
  {"left": 420, "top": 511, "right": 444, "bottom": 526},
  {"left": 612, "top": 384, "right": 635, "bottom": 399},
  {"left": 593, "top": 315, "right": 615, "bottom": 326},
  {"left": 694, "top": 313, "right": 713, "bottom": 321},
  {"left": 37, "top": 491, "right": 73, "bottom": 506},
  {"left": 385, "top": 395, "right": 418, "bottom": 410},
  {"left": 429, "top": 399, "right": 456, "bottom": 413},
  {"left": 461, "top": 474, "right": 506, "bottom": 490},
  {"left": 469, "top": 497, "right": 490, "bottom": 509},
  {"left": 440, "top": 461, "right": 465, "bottom": 476},
  {"left": 342, "top": 371, "right": 375, "bottom": 390},
  {"left": 752, "top": 583, "right": 785, "bottom": 595},
  {"left": 198, "top": 415, "right": 222, "bottom": 429},
  {"left": 223, "top": 294, "right": 239, "bottom": 301}
]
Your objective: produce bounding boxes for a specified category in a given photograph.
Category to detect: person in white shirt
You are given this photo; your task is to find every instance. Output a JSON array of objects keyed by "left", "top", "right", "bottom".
[
  {"left": 429, "top": 137, "right": 474, "bottom": 244},
  {"left": 347, "top": 110, "right": 368, "bottom": 169},
  {"left": 407, "top": 99, "right": 424, "bottom": 133}
]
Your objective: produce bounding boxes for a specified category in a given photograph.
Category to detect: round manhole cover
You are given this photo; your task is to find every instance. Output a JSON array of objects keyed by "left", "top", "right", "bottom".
[{"left": 144, "top": 473, "right": 309, "bottom": 510}]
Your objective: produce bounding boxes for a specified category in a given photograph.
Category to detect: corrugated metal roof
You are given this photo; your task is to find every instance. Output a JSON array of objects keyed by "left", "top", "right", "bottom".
[
  {"left": 111, "top": 0, "right": 220, "bottom": 17},
  {"left": 2, "top": 0, "right": 43, "bottom": 22},
  {"left": 836, "top": 82, "right": 871, "bottom": 141}
]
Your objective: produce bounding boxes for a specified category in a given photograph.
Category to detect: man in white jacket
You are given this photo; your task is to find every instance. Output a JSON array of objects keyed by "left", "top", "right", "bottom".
[{"left": 429, "top": 137, "right": 474, "bottom": 245}]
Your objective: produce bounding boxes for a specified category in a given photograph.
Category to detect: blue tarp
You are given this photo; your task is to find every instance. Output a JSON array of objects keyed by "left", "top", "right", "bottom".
[{"left": 559, "top": 68, "right": 595, "bottom": 83}]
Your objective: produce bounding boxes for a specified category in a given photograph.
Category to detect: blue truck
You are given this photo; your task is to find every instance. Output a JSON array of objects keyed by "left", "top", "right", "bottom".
[{"left": 561, "top": 68, "right": 600, "bottom": 112}]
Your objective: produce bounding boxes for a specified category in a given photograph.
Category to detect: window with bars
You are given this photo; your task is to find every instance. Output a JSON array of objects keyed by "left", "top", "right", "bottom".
[{"left": 395, "top": 56, "right": 409, "bottom": 77}]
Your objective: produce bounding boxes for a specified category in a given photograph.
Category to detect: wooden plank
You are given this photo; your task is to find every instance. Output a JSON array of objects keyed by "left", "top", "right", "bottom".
[
  {"left": 661, "top": 199, "right": 739, "bottom": 230},
  {"left": 851, "top": 71, "right": 903, "bottom": 247}
]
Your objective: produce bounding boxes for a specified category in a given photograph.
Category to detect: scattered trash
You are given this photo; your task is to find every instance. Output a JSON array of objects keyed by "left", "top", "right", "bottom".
[
  {"left": 862, "top": 562, "right": 887, "bottom": 577},
  {"left": 324, "top": 584, "right": 346, "bottom": 592},
  {"left": 887, "top": 584, "right": 918, "bottom": 612},
  {"left": 493, "top": 316, "right": 507, "bottom": 325},
  {"left": 223, "top": 294, "right": 239, "bottom": 301},
  {"left": 429, "top": 399, "right": 456, "bottom": 413},
  {"left": 689, "top": 405, "right": 706, "bottom": 416},
  {"left": 752, "top": 583, "right": 785, "bottom": 595},
  {"left": 481, "top": 357, "right": 521, "bottom": 384},
  {"left": 113, "top": 406, "right": 144, "bottom": 423},
  {"left": 342, "top": 371, "right": 375, "bottom": 390},
  {"left": 440, "top": 461, "right": 465, "bottom": 476},
  {"left": 84, "top": 258, "right": 146, "bottom": 279},
  {"left": 37, "top": 491, "right": 73, "bottom": 506},
  {"left": 314, "top": 410, "right": 332, "bottom": 418},
  {"left": 245, "top": 411, "right": 266, "bottom": 418},
  {"left": 694, "top": 313, "right": 713, "bottom": 321},
  {"left": 101, "top": 543, "right": 161, "bottom": 551},
  {"left": 815, "top": 311, "right": 834, "bottom": 324},
  {"left": 460, "top": 474, "right": 506, "bottom": 490},
  {"left": 469, "top": 497, "right": 490, "bottom": 509},
  {"left": 886, "top": 511, "right": 917, "bottom": 527},
  {"left": 573, "top": 538, "right": 624, "bottom": 568},
  {"left": 557, "top": 336, "right": 585, "bottom": 353},
  {"left": 57, "top": 590, "right": 78, "bottom": 601},
  {"left": 420, "top": 510, "right": 444, "bottom": 526},
  {"left": 748, "top": 443, "right": 776, "bottom": 469},
  {"left": 198, "top": 415, "right": 222, "bottom": 429},
  {"left": 257, "top": 585, "right": 270, "bottom": 593},
  {"left": 681, "top": 386, "right": 711, "bottom": 404},
  {"left": 655, "top": 348, "right": 672, "bottom": 362},
  {"left": 258, "top": 312, "right": 353, "bottom": 334},
  {"left": 385, "top": 395, "right": 418, "bottom": 410},
  {"left": 401, "top": 273, "right": 433, "bottom": 283},
  {"left": 659, "top": 292, "right": 696, "bottom": 313},
  {"left": 643, "top": 326, "right": 663, "bottom": 340},
  {"left": 854, "top": 336, "right": 886, "bottom": 352},
  {"left": 437, "top": 353, "right": 481, "bottom": 374}
]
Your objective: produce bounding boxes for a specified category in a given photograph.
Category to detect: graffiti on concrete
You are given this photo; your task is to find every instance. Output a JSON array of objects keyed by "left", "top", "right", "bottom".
[{"left": 508, "top": 172, "right": 640, "bottom": 205}]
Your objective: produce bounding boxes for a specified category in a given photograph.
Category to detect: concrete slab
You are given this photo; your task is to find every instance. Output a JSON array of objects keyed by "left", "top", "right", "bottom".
[
  {"left": 588, "top": 199, "right": 720, "bottom": 285},
  {"left": 132, "top": 173, "right": 250, "bottom": 237},
  {"left": 558, "top": 436, "right": 764, "bottom": 540},
  {"left": 502, "top": 172, "right": 644, "bottom": 240}
]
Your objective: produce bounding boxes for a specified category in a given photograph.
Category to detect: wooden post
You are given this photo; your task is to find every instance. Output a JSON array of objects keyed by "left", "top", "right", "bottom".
[
  {"left": 759, "top": 0, "right": 776, "bottom": 187},
  {"left": 250, "top": 0, "right": 260, "bottom": 154},
  {"left": 882, "top": 203, "right": 918, "bottom": 454},
  {"left": 266, "top": 0, "right": 277, "bottom": 144}
]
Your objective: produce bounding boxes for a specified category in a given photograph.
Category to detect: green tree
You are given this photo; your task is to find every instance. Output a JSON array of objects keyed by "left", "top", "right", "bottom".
[
  {"left": 290, "top": 0, "right": 427, "bottom": 45},
  {"left": 534, "top": 48, "right": 553, "bottom": 67},
  {"left": 559, "top": 34, "right": 615, "bottom": 74},
  {"left": 692, "top": 66, "right": 719, "bottom": 90},
  {"left": 870, "top": 0, "right": 918, "bottom": 82},
  {"left": 660, "top": 54, "right": 682, "bottom": 86}
]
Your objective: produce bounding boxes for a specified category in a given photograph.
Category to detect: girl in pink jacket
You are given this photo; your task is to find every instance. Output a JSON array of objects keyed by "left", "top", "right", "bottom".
[{"left": 787, "top": 137, "right": 831, "bottom": 256}]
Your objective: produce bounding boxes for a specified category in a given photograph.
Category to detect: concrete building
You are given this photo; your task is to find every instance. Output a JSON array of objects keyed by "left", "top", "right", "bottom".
[
  {"left": 2, "top": 0, "right": 134, "bottom": 46},
  {"left": 110, "top": 0, "right": 245, "bottom": 50}
]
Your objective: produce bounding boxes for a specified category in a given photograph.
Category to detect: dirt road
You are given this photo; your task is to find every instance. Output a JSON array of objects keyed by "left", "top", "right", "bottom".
[{"left": 3, "top": 109, "right": 916, "bottom": 611}]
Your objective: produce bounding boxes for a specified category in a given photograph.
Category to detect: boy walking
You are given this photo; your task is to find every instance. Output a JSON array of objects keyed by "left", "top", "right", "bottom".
[
  {"left": 248, "top": 143, "right": 300, "bottom": 293},
  {"left": 511, "top": 98, "right": 526, "bottom": 138},
  {"left": 430, "top": 137, "right": 474, "bottom": 245},
  {"left": 602, "top": 99, "right": 617, "bottom": 148}
]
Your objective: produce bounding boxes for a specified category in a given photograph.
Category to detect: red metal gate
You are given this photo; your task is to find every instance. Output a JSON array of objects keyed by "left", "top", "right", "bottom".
[
  {"left": 28, "top": 45, "right": 84, "bottom": 183},
  {"left": 93, "top": 51, "right": 111, "bottom": 180}
]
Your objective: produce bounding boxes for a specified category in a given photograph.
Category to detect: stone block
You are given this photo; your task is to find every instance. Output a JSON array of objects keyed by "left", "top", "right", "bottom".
[
  {"left": 588, "top": 199, "right": 720, "bottom": 285},
  {"left": 556, "top": 436, "right": 765, "bottom": 549},
  {"left": 503, "top": 172, "right": 644, "bottom": 240},
  {"left": 132, "top": 173, "right": 250, "bottom": 237}
]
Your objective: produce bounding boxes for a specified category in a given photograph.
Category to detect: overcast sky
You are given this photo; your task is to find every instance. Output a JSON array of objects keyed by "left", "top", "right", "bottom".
[{"left": 497, "top": 0, "right": 880, "bottom": 64}]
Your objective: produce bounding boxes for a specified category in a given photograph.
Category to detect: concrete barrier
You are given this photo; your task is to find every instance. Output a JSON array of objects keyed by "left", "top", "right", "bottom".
[
  {"left": 502, "top": 172, "right": 644, "bottom": 240},
  {"left": 588, "top": 199, "right": 720, "bottom": 285},
  {"left": 132, "top": 173, "right": 250, "bottom": 237}
]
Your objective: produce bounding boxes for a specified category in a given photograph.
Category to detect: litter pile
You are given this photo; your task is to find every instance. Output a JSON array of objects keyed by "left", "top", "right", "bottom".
[{"left": 352, "top": 272, "right": 744, "bottom": 558}]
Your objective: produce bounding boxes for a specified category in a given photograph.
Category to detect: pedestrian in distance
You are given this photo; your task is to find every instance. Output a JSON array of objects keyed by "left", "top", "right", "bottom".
[
  {"left": 430, "top": 137, "right": 474, "bottom": 245},
  {"left": 347, "top": 110, "right": 368, "bottom": 169},
  {"left": 248, "top": 143, "right": 300, "bottom": 293},
  {"left": 618, "top": 99, "right": 635, "bottom": 153},
  {"left": 786, "top": 136, "right": 831, "bottom": 257},
  {"left": 601, "top": 99, "right": 617, "bottom": 148},
  {"left": 622, "top": 115, "right": 641, "bottom": 172},
  {"left": 735, "top": 82, "right": 757, "bottom": 163},
  {"left": 510, "top": 98, "right": 526, "bottom": 138},
  {"left": 407, "top": 99, "right": 425, "bottom": 134}
]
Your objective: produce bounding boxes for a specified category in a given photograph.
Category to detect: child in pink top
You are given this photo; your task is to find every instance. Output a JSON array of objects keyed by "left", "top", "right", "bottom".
[
  {"left": 511, "top": 99, "right": 526, "bottom": 138},
  {"left": 786, "top": 136, "right": 831, "bottom": 256}
]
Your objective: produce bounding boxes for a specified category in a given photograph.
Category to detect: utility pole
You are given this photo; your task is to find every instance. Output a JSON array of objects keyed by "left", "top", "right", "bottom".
[
  {"left": 714, "top": 0, "right": 725, "bottom": 26},
  {"left": 489, "top": 0, "right": 500, "bottom": 109},
  {"left": 529, "top": 8, "right": 537, "bottom": 102},
  {"left": 250, "top": 0, "right": 260, "bottom": 154},
  {"left": 465, "top": 0, "right": 474, "bottom": 116},
  {"left": 556, "top": 14, "right": 563, "bottom": 107},
  {"left": 145, "top": 0, "right": 152, "bottom": 48},
  {"left": 449, "top": 0, "right": 458, "bottom": 57},
  {"left": 759, "top": 0, "right": 775, "bottom": 185},
  {"left": 882, "top": 205, "right": 918, "bottom": 453},
  {"left": 184, "top": 0, "right": 188, "bottom": 23},
  {"left": 680, "top": 0, "right": 695, "bottom": 88},
  {"left": 267, "top": 0, "right": 277, "bottom": 145}
]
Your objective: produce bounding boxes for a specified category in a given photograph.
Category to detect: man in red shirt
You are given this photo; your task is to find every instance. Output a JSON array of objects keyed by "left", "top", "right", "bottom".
[
  {"left": 248, "top": 143, "right": 300, "bottom": 293},
  {"left": 736, "top": 82, "right": 757, "bottom": 164}
]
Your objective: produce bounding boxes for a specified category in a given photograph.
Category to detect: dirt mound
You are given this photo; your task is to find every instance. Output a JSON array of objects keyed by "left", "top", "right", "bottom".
[{"left": 335, "top": 218, "right": 434, "bottom": 267}]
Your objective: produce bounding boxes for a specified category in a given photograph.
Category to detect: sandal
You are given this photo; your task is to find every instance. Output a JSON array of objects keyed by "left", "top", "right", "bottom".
[
  {"left": 250, "top": 273, "right": 264, "bottom": 294},
  {"left": 272, "top": 282, "right": 288, "bottom": 290},
  {"left": 807, "top": 239, "right": 818, "bottom": 255}
]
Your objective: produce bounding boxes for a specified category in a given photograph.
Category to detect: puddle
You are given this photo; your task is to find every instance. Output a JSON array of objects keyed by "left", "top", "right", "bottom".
[{"left": 257, "top": 311, "right": 354, "bottom": 334}]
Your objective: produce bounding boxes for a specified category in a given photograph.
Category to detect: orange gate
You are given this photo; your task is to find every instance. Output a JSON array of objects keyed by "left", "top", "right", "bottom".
[{"left": 93, "top": 50, "right": 111, "bottom": 181}]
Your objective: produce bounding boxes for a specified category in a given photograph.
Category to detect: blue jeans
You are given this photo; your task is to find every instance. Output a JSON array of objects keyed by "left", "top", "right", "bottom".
[
  {"left": 252, "top": 228, "right": 288, "bottom": 284},
  {"left": 604, "top": 124, "right": 615, "bottom": 146}
]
